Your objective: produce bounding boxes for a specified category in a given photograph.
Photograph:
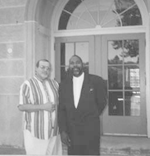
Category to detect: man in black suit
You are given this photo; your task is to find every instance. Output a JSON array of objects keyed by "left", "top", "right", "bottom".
[{"left": 58, "top": 55, "right": 107, "bottom": 155}]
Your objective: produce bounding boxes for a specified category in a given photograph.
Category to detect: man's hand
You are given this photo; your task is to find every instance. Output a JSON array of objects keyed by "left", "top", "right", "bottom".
[
  {"left": 61, "top": 131, "right": 71, "bottom": 147},
  {"left": 43, "top": 102, "right": 56, "bottom": 112}
]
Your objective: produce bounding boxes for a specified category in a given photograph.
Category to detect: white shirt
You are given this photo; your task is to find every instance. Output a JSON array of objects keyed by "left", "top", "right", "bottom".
[{"left": 73, "top": 72, "right": 84, "bottom": 108}]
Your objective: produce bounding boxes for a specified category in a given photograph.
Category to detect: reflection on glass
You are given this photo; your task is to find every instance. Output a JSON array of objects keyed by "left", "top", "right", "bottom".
[
  {"left": 114, "top": 0, "right": 142, "bottom": 26},
  {"left": 108, "top": 66, "right": 123, "bottom": 89},
  {"left": 108, "top": 39, "right": 139, "bottom": 64},
  {"left": 109, "top": 91, "right": 123, "bottom": 116},
  {"left": 123, "top": 40, "right": 139, "bottom": 64},
  {"left": 108, "top": 41, "right": 123, "bottom": 64},
  {"left": 125, "top": 91, "right": 140, "bottom": 116},
  {"left": 124, "top": 66, "right": 140, "bottom": 89}
]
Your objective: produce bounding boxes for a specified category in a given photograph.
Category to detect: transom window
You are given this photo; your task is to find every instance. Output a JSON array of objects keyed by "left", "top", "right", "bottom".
[{"left": 59, "top": 0, "right": 142, "bottom": 30}]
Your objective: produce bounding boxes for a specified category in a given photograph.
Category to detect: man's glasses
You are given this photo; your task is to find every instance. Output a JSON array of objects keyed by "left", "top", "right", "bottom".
[{"left": 39, "top": 65, "right": 51, "bottom": 71}]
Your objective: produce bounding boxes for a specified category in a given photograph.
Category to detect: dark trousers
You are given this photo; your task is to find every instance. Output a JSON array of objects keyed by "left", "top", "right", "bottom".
[{"left": 68, "top": 143, "right": 100, "bottom": 155}]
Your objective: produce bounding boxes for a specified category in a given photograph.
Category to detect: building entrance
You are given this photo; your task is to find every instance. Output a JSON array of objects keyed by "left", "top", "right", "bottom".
[{"left": 55, "top": 33, "right": 146, "bottom": 136}]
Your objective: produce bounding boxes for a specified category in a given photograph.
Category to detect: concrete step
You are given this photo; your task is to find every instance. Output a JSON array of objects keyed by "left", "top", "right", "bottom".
[
  {"left": 0, "top": 136, "right": 150, "bottom": 155},
  {"left": 62, "top": 135, "right": 150, "bottom": 155}
]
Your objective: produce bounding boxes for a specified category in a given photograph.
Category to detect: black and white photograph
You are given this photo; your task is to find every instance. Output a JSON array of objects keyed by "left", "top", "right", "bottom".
[{"left": 0, "top": 0, "right": 150, "bottom": 155}]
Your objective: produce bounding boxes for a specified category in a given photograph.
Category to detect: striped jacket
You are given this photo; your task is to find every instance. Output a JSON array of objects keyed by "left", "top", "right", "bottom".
[{"left": 19, "top": 76, "right": 59, "bottom": 140}]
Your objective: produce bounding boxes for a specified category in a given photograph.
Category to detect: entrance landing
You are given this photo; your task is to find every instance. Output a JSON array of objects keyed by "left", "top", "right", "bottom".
[
  {"left": 0, "top": 136, "right": 150, "bottom": 155},
  {"left": 100, "top": 135, "right": 150, "bottom": 155}
]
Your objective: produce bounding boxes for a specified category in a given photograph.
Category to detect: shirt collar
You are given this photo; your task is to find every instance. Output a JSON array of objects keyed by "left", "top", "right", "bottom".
[
  {"left": 73, "top": 72, "right": 84, "bottom": 81},
  {"left": 34, "top": 75, "right": 47, "bottom": 83}
]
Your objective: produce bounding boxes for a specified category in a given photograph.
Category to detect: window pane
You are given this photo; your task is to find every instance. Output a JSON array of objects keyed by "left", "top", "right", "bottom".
[
  {"left": 125, "top": 91, "right": 133, "bottom": 116},
  {"left": 108, "top": 41, "right": 123, "bottom": 64},
  {"left": 124, "top": 66, "right": 140, "bottom": 89},
  {"left": 101, "top": 9, "right": 119, "bottom": 28},
  {"left": 108, "top": 66, "right": 123, "bottom": 89},
  {"left": 123, "top": 40, "right": 139, "bottom": 64},
  {"left": 60, "top": 41, "right": 89, "bottom": 81},
  {"left": 114, "top": 0, "right": 142, "bottom": 26},
  {"left": 60, "top": 43, "right": 74, "bottom": 66},
  {"left": 108, "top": 39, "right": 139, "bottom": 64},
  {"left": 125, "top": 91, "right": 140, "bottom": 116},
  {"left": 109, "top": 91, "right": 123, "bottom": 116},
  {"left": 61, "top": 67, "right": 69, "bottom": 81},
  {"left": 75, "top": 42, "right": 89, "bottom": 65},
  {"left": 67, "top": 15, "right": 79, "bottom": 29}
]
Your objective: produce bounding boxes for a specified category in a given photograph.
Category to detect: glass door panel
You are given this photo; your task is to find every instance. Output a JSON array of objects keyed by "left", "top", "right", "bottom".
[
  {"left": 108, "top": 66, "right": 123, "bottom": 89},
  {"left": 102, "top": 33, "right": 146, "bottom": 135},
  {"left": 55, "top": 36, "right": 94, "bottom": 83},
  {"left": 109, "top": 91, "right": 123, "bottom": 116},
  {"left": 108, "top": 39, "right": 140, "bottom": 117},
  {"left": 60, "top": 42, "right": 89, "bottom": 81},
  {"left": 125, "top": 91, "right": 140, "bottom": 116}
]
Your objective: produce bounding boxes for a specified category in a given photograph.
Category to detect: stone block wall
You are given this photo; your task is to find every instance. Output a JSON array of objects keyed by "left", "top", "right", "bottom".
[{"left": 0, "top": 0, "right": 27, "bottom": 147}]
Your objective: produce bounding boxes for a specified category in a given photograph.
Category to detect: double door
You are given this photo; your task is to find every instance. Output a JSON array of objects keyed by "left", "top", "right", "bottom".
[{"left": 55, "top": 33, "right": 146, "bottom": 136}]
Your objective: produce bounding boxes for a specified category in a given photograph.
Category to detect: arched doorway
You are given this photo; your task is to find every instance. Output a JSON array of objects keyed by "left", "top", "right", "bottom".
[{"left": 52, "top": 0, "right": 148, "bottom": 136}]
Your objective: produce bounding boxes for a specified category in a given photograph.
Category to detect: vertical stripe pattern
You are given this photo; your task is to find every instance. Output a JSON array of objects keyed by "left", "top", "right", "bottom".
[{"left": 19, "top": 76, "right": 59, "bottom": 140}]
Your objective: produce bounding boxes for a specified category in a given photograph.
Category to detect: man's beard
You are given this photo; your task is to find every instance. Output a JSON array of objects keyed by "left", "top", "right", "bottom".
[{"left": 70, "top": 67, "right": 82, "bottom": 77}]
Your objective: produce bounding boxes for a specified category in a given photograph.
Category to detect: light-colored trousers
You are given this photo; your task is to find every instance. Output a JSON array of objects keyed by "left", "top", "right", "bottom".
[{"left": 24, "top": 129, "right": 62, "bottom": 155}]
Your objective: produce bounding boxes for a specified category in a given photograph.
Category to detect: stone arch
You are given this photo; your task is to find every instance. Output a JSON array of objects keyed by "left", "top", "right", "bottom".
[
  {"left": 25, "top": 0, "right": 59, "bottom": 28},
  {"left": 24, "top": 0, "right": 59, "bottom": 78},
  {"left": 24, "top": 0, "right": 38, "bottom": 22}
]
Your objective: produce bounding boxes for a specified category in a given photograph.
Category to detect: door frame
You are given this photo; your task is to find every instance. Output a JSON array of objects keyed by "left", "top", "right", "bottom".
[{"left": 55, "top": 33, "right": 147, "bottom": 136}]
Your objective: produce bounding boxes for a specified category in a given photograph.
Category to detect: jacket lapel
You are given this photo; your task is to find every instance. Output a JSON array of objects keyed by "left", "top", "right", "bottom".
[
  {"left": 77, "top": 73, "right": 91, "bottom": 109},
  {"left": 66, "top": 77, "right": 75, "bottom": 109},
  {"left": 67, "top": 73, "right": 91, "bottom": 110}
]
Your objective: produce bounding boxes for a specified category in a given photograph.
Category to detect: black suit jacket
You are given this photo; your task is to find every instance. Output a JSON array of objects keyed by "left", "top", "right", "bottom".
[{"left": 58, "top": 72, "right": 107, "bottom": 145}]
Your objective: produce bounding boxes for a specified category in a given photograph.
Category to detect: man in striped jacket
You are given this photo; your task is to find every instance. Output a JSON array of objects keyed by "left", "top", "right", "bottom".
[{"left": 18, "top": 59, "right": 59, "bottom": 155}]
